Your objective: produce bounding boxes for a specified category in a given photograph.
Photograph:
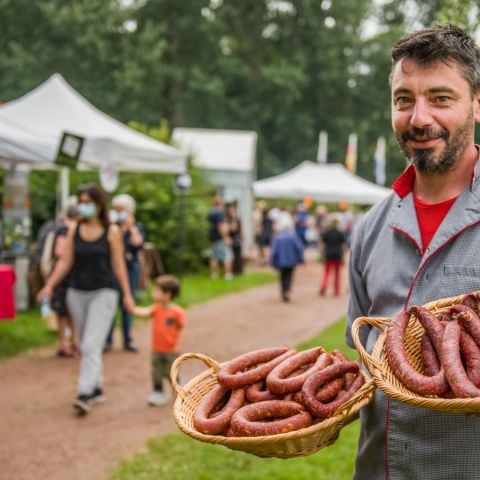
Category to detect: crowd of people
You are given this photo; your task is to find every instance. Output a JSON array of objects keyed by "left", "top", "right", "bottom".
[{"left": 253, "top": 200, "right": 357, "bottom": 302}]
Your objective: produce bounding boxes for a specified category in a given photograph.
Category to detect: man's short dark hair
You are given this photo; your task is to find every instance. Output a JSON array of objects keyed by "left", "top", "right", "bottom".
[
  {"left": 155, "top": 275, "right": 181, "bottom": 299},
  {"left": 391, "top": 24, "right": 480, "bottom": 95}
]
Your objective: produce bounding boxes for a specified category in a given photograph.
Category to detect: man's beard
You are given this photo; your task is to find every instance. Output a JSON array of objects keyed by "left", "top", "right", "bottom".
[{"left": 395, "top": 110, "right": 473, "bottom": 174}]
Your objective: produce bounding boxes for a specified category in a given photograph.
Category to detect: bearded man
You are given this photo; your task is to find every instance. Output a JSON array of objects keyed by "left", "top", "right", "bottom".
[{"left": 346, "top": 24, "right": 480, "bottom": 480}]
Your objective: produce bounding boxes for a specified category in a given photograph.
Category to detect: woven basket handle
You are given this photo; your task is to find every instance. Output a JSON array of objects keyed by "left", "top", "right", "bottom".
[
  {"left": 351, "top": 316, "right": 390, "bottom": 373},
  {"left": 170, "top": 352, "right": 221, "bottom": 401}
]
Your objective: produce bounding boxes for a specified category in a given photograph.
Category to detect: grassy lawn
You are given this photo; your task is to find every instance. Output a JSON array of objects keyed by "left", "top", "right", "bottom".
[
  {"left": 0, "top": 270, "right": 276, "bottom": 359},
  {"left": 110, "top": 318, "right": 360, "bottom": 480}
]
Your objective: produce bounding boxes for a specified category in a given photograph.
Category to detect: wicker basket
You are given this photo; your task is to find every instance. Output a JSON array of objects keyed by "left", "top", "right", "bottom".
[
  {"left": 170, "top": 352, "right": 375, "bottom": 458},
  {"left": 351, "top": 291, "right": 480, "bottom": 413}
]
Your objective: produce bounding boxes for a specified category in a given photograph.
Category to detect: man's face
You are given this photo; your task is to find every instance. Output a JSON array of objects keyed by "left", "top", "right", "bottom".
[{"left": 391, "top": 58, "right": 480, "bottom": 174}]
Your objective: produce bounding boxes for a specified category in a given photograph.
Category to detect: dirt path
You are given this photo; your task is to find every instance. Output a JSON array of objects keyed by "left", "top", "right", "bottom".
[{"left": 0, "top": 261, "right": 349, "bottom": 480}]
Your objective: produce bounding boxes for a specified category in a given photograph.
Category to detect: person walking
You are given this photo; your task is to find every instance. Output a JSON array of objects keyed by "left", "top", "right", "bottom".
[
  {"left": 319, "top": 215, "right": 347, "bottom": 297},
  {"left": 42, "top": 202, "right": 79, "bottom": 357},
  {"left": 269, "top": 213, "right": 304, "bottom": 302},
  {"left": 207, "top": 197, "right": 233, "bottom": 279},
  {"left": 346, "top": 24, "right": 480, "bottom": 479},
  {"left": 38, "top": 183, "right": 134, "bottom": 415},
  {"left": 226, "top": 202, "right": 243, "bottom": 275},
  {"left": 104, "top": 194, "right": 144, "bottom": 352},
  {"left": 132, "top": 275, "right": 185, "bottom": 406}
]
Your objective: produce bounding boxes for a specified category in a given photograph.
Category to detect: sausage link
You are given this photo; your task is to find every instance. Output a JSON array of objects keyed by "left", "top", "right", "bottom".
[
  {"left": 218, "top": 348, "right": 296, "bottom": 389},
  {"left": 266, "top": 348, "right": 329, "bottom": 395},
  {"left": 441, "top": 319, "right": 480, "bottom": 398},
  {"left": 386, "top": 309, "right": 449, "bottom": 396},
  {"left": 245, "top": 381, "right": 278, "bottom": 402},
  {"left": 314, "top": 355, "right": 346, "bottom": 402},
  {"left": 461, "top": 293, "right": 480, "bottom": 316},
  {"left": 421, "top": 332, "right": 441, "bottom": 376},
  {"left": 230, "top": 400, "right": 312, "bottom": 436},
  {"left": 411, "top": 306, "right": 444, "bottom": 354},
  {"left": 331, "top": 350, "right": 356, "bottom": 388},
  {"left": 193, "top": 385, "right": 245, "bottom": 434},
  {"left": 301, "top": 361, "right": 360, "bottom": 418},
  {"left": 460, "top": 329, "right": 480, "bottom": 388},
  {"left": 451, "top": 304, "right": 480, "bottom": 348}
]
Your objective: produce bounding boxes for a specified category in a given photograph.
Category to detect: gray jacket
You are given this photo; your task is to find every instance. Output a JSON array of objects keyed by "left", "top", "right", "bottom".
[{"left": 346, "top": 162, "right": 480, "bottom": 480}]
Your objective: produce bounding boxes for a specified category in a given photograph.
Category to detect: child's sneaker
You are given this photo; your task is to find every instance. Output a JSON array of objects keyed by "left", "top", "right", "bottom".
[{"left": 147, "top": 391, "right": 169, "bottom": 406}]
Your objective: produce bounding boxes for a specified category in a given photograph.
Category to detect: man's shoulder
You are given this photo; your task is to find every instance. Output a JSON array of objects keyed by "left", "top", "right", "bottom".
[{"left": 352, "top": 193, "right": 398, "bottom": 243}]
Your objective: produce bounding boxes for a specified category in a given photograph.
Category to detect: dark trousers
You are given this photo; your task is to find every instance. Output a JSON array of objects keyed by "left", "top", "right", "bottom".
[
  {"left": 279, "top": 267, "right": 294, "bottom": 293},
  {"left": 106, "top": 262, "right": 139, "bottom": 347}
]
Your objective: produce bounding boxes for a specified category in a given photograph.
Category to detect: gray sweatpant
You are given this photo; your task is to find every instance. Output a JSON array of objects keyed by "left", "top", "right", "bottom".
[{"left": 66, "top": 288, "right": 118, "bottom": 395}]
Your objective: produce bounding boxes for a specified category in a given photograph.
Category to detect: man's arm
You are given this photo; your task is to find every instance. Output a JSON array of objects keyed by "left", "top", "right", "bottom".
[{"left": 346, "top": 219, "right": 371, "bottom": 349}]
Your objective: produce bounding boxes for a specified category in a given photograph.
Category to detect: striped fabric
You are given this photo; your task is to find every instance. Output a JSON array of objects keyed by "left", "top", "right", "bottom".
[{"left": 346, "top": 161, "right": 480, "bottom": 480}]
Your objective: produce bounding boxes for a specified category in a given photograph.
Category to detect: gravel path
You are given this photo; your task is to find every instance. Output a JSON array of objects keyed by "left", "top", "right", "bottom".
[{"left": 0, "top": 260, "right": 349, "bottom": 480}]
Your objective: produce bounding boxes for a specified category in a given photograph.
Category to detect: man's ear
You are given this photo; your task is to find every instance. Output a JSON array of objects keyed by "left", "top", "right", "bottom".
[{"left": 474, "top": 92, "right": 480, "bottom": 123}]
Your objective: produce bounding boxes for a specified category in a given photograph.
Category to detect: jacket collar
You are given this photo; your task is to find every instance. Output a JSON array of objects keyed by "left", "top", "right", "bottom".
[{"left": 388, "top": 148, "right": 480, "bottom": 257}]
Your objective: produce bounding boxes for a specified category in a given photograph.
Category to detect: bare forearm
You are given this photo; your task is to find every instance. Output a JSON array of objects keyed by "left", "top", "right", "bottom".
[{"left": 46, "top": 258, "right": 71, "bottom": 290}]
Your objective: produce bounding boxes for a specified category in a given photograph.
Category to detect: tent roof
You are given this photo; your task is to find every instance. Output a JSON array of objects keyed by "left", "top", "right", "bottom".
[
  {"left": 172, "top": 127, "right": 257, "bottom": 172},
  {"left": 254, "top": 161, "right": 391, "bottom": 205},
  {"left": 0, "top": 73, "right": 186, "bottom": 173}
]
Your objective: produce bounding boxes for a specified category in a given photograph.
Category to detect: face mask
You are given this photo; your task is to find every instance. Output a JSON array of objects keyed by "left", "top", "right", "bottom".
[
  {"left": 117, "top": 211, "right": 129, "bottom": 224},
  {"left": 109, "top": 210, "right": 119, "bottom": 223},
  {"left": 78, "top": 202, "right": 96, "bottom": 219}
]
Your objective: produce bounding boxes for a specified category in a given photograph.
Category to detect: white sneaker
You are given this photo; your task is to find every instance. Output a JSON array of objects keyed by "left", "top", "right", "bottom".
[
  {"left": 224, "top": 272, "right": 233, "bottom": 280},
  {"left": 147, "top": 391, "right": 169, "bottom": 407}
]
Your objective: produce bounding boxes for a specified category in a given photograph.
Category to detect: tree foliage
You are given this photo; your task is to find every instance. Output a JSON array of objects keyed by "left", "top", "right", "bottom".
[{"left": 2, "top": 0, "right": 480, "bottom": 269}]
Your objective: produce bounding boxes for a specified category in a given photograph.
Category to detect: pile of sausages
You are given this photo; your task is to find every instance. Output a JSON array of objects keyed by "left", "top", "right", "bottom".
[
  {"left": 193, "top": 346, "right": 365, "bottom": 437},
  {"left": 386, "top": 292, "right": 480, "bottom": 398}
]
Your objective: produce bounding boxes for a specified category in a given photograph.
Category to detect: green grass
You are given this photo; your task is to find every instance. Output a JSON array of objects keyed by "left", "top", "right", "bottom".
[
  {"left": 0, "top": 270, "right": 276, "bottom": 359},
  {"left": 110, "top": 319, "right": 360, "bottom": 480},
  {"left": 0, "top": 310, "right": 57, "bottom": 359}
]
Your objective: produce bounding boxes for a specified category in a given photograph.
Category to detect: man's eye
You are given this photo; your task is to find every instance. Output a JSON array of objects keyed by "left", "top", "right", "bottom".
[
  {"left": 395, "top": 97, "right": 413, "bottom": 107},
  {"left": 434, "top": 96, "right": 450, "bottom": 103}
]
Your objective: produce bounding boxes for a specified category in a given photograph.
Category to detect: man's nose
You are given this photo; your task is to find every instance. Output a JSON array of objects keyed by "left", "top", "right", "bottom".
[{"left": 410, "top": 99, "right": 434, "bottom": 128}]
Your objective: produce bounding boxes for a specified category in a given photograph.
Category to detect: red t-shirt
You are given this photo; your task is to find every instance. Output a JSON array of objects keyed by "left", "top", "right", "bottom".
[
  {"left": 413, "top": 194, "right": 457, "bottom": 251},
  {"left": 151, "top": 304, "right": 186, "bottom": 353}
]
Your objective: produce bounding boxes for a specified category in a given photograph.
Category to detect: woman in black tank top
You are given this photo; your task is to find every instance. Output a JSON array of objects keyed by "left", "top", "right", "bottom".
[{"left": 38, "top": 183, "right": 134, "bottom": 415}]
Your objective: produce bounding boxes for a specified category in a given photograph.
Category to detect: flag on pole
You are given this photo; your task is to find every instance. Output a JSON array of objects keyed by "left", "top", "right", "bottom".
[
  {"left": 345, "top": 133, "right": 357, "bottom": 173},
  {"left": 374, "top": 136, "right": 386, "bottom": 185},
  {"left": 316, "top": 131, "right": 328, "bottom": 163}
]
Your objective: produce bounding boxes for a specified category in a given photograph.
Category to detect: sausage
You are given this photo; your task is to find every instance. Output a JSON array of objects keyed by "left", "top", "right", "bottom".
[
  {"left": 218, "top": 348, "right": 296, "bottom": 389},
  {"left": 441, "top": 319, "right": 480, "bottom": 398},
  {"left": 230, "top": 400, "right": 312, "bottom": 436},
  {"left": 421, "top": 332, "right": 441, "bottom": 376},
  {"left": 313, "top": 355, "right": 346, "bottom": 402},
  {"left": 331, "top": 350, "right": 356, "bottom": 388},
  {"left": 460, "top": 329, "right": 480, "bottom": 388},
  {"left": 266, "top": 348, "right": 330, "bottom": 395},
  {"left": 411, "top": 306, "right": 444, "bottom": 354},
  {"left": 451, "top": 304, "right": 480, "bottom": 347},
  {"left": 301, "top": 361, "right": 361, "bottom": 418},
  {"left": 462, "top": 293, "right": 480, "bottom": 315},
  {"left": 386, "top": 309, "right": 449, "bottom": 396},
  {"left": 245, "top": 381, "right": 278, "bottom": 402},
  {"left": 193, "top": 385, "right": 245, "bottom": 434}
]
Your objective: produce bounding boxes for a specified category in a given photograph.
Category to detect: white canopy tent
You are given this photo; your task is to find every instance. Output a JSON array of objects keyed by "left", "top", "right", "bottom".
[
  {"left": 172, "top": 127, "right": 257, "bottom": 251},
  {"left": 0, "top": 74, "right": 187, "bottom": 310},
  {"left": 0, "top": 73, "right": 186, "bottom": 173},
  {"left": 254, "top": 161, "right": 391, "bottom": 205}
]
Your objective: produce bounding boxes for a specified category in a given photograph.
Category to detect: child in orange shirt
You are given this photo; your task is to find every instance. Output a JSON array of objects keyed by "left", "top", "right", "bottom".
[{"left": 133, "top": 275, "right": 185, "bottom": 406}]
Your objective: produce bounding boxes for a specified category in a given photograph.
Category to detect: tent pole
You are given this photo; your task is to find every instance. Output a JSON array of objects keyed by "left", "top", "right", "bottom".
[{"left": 57, "top": 167, "right": 70, "bottom": 216}]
